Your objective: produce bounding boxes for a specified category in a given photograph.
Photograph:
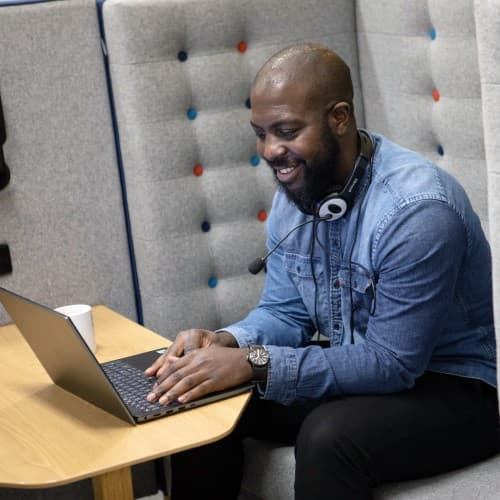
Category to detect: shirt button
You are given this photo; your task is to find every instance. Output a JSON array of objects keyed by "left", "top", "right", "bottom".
[
  {"left": 333, "top": 323, "right": 340, "bottom": 330},
  {"left": 334, "top": 279, "right": 341, "bottom": 288}
]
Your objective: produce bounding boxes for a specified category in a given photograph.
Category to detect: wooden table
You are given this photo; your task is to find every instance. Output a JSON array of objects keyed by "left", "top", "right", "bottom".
[{"left": 0, "top": 306, "right": 251, "bottom": 499}]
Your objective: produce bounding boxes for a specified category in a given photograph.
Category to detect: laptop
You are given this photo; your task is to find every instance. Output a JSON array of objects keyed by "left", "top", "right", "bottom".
[{"left": 0, "top": 287, "right": 253, "bottom": 424}]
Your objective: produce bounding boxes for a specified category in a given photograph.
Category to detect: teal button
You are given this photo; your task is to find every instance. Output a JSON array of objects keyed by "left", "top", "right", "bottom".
[{"left": 251, "top": 155, "right": 260, "bottom": 166}]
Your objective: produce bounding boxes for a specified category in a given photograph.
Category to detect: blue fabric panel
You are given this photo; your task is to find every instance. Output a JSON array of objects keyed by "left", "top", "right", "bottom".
[
  {"left": 96, "top": 0, "right": 144, "bottom": 325},
  {"left": 0, "top": 0, "right": 59, "bottom": 6}
]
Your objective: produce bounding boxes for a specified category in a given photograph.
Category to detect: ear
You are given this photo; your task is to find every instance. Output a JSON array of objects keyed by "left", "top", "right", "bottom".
[{"left": 327, "top": 101, "right": 351, "bottom": 137}]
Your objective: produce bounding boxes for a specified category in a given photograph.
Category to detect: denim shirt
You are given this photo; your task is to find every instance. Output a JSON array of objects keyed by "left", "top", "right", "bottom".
[{"left": 223, "top": 134, "right": 497, "bottom": 405}]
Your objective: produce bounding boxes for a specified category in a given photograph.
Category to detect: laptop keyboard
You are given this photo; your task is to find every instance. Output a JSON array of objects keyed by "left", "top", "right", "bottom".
[{"left": 102, "top": 359, "right": 167, "bottom": 413}]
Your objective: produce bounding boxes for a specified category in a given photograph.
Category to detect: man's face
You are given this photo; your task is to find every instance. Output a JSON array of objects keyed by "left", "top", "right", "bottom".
[{"left": 250, "top": 82, "right": 340, "bottom": 214}]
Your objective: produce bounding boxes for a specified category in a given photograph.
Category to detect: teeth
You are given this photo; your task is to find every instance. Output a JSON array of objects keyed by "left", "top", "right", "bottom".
[{"left": 278, "top": 166, "right": 295, "bottom": 174}]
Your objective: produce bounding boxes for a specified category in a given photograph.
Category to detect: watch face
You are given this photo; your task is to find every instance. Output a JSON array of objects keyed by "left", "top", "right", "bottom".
[{"left": 249, "top": 346, "right": 269, "bottom": 366}]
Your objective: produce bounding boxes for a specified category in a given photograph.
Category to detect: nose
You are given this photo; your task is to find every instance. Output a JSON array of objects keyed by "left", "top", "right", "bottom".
[{"left": 261, "top": 136, "right": 286, "bottom": 163}]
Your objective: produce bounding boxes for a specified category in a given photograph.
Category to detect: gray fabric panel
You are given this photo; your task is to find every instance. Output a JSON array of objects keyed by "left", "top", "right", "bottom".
[
  {"left": 357, "top": 0, "right": 488, "bottom": 233},
  {"left": 103, "top": 0, "right": 360, "bottom": 337},
  {"left": 475, "top": 0, "right": 500, "bottom": 397},
  {"left": 240, "top": 439, "right": 296, "bottom": 500},
  {"left": 0, "top": 0, "right": 136, "bottom": 324},
  {"left": 240, "top": 440, "right": 500, "bottom": 500}
]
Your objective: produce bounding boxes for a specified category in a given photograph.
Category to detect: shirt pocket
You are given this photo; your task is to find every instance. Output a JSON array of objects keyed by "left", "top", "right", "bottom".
[
  {"left": 284, "top": 252, "right": 323, "bottom": 314},
  {"left": 339, "top": 266, "right": 375, "bottom": 332}
]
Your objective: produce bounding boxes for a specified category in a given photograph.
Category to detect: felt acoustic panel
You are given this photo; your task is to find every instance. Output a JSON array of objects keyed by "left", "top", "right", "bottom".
[
  {"left": 0, "top": 0, "right": 137, "bottom": 325},
  {"left": 475, "top": 0, "right": 500, "bottom": 393},
  {"left": 102, "top": 0, "right": 363, "bottom": 338},
  {"left": 356, "top": 0, "right": 488, "bottom": 234}
]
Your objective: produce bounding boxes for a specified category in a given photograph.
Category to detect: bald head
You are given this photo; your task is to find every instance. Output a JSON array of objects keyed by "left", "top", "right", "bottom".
[{"left": 253, "top": 44, "right": 354, "bottom": 111}]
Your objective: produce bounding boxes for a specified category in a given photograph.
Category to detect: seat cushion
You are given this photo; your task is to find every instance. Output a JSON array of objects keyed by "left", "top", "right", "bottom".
[{"left": 240, "top": 439, "right": 500, "bottom": 500}]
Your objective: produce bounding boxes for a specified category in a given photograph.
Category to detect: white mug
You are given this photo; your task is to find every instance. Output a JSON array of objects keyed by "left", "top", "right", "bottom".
[{"left": 55, "top": 304, "right": 96, "bottom": 353}]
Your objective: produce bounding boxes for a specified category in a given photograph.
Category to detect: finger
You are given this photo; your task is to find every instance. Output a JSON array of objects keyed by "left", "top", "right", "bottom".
[
  {"left": 156, "top": 355, "right": 180, "bottom": 378},
  {"left": 158, "top": 372, "right": 212, "bottom": 405},
  {"left": 183, "top": 333, "right": 201, "bottom": 354},
  {"left": 147, "top": 356, "right": 189, "bottom": 402},
  {"left": 177, "top": 379, "right": 214, "bottom": 404},
  {"left": 144, "top": 352, "right": 166, "bottom": 376},
  {"left": 151, "top": 369, "right": 204, "bottom": 405},
  {"left": 165, "top": 337, "right": 187, "bottom": 358}
]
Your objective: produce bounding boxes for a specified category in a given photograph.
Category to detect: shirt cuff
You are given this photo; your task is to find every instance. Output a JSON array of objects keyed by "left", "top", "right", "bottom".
[
  {"left": 261, "top": 345, "right": 298, "bottom": 404},
  {"left": 216, "top": 326, "right": 255, "bottom": 348}
]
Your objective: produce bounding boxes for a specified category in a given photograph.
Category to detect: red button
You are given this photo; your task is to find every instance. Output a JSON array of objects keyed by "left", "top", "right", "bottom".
[
  {"left": 258, "top": 210, "right": 267, "bottom": 222},
  {"left": 237, "top": 41, "right": 247, "bottom": 53},
  {"left": 193, "top": 164, "right": 203, "bottom": 176},
  {"left": 432, "top": 89, "right": 440, "bottom": 102}
]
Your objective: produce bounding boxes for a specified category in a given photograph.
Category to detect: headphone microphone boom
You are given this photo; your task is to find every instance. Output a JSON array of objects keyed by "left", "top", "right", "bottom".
[{"left": 248, "top": 215, "right": 332, "bottom": 274}]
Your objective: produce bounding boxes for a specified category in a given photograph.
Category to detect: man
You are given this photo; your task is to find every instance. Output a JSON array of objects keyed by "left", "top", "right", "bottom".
[{"left": 145, "top": 44, "right": 498, "bottom": 499}]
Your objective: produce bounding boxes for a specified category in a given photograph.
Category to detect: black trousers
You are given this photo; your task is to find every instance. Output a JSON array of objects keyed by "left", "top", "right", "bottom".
[{"left": 171, "top": 372, "right": 499, "bottom": 500}]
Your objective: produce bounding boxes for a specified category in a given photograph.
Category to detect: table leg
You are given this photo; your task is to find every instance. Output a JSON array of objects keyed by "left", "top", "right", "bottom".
[{"left": 92, "top": 466, "right": 134, "bottom": 500}]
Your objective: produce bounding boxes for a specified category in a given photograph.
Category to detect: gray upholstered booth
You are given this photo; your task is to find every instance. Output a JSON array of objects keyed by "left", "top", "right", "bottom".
[
  {"left": 1, "top": 0, "right": 499, "bottom": 498},
  {"left": 0, "top": 0, "right": 155, "bottom": 498}
]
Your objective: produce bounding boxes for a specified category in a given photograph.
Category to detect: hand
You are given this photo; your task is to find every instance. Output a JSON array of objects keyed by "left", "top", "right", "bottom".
[
  {"left": 144, "top": 329, "right": 237, "bottom": 379},
  {"left": 146, "top": 345, "right": 252, "bottom": 405}
]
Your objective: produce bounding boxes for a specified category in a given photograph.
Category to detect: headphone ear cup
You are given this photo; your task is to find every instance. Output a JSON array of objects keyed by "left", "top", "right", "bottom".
[{"left": 317, "top": 195, "right": 347, "bottom": 220}]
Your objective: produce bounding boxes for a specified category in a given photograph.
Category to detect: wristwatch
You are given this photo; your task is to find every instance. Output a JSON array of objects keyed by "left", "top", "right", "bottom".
[{"left": 247, "top": 344, "right": 270, "bottom": 382}]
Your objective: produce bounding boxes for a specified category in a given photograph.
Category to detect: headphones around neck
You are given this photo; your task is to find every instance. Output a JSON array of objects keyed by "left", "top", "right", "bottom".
[{"left": 316, "top": 129, "right": 374, "bottom": 220}]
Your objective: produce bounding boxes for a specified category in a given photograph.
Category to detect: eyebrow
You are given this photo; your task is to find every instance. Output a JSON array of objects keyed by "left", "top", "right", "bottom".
[{"left": 250, "top": 119, "right": 302, "bottom": 129}]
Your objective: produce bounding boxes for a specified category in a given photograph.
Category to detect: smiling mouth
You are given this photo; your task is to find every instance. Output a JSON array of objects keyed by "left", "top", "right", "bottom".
[
  {"left": 277, "top": 166, "right": 296, "bottom": 174},
  {"left": 274, "top": 163, "right": 303, "bottom": 186}
]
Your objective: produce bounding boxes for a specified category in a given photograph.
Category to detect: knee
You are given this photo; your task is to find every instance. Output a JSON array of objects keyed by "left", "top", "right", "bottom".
[
  {"left": 295, "top": 403, "right": 370, "bottom": 468},
  {"left": 294, "top": 403, "right": 375, "bottom": 498}
]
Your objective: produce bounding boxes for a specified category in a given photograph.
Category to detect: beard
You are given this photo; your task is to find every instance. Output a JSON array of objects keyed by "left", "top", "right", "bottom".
[{"left": 268, "top": 128, "right": 341, "bottom": 215}]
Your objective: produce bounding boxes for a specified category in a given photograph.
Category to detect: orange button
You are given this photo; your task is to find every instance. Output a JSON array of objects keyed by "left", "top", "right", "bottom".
[
  {"left": 432, "top": 89, "right": 440, "bottom": 102},
  {"left": 258, "top": 210, "right": 267, "bottom": 222},
  {"left": 193, "top": 164, "right": 203, "bottom": 176},
  {"left": 237, "top": 41, "right": 247, "bottom": 53}
]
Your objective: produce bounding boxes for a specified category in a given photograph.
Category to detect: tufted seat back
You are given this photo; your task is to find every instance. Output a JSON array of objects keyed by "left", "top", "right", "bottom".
[
  {"left": 357, "top": 0, "right": 488, "bottom": 232},
  {"left": 101, "top": 0, "right": 364, "bottom": 337}
]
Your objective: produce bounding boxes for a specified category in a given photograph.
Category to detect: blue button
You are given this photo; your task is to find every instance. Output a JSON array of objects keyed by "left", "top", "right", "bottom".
[
  {"left": 245, "top": 98, "right": 251, "bottom": 109},
  {"left": 201, "top": 221, "right": 211, "bottom": 232},
  {"left": 251, "top": 155, "right": 260, "bottom": 166},
  {"left": 187, "top": 108, "right": 197, "bottom": 120},
  {"left": 178, "top": 50, "right": 188, "bottom": 62},
  {"left": 437, "top": 145, "right": 444, "bottom": 156},
  {"left": 208, "top": 276, "right": 218, "bottom": 288},
  {"left": 429, "top": 27, "right": 437, "bottom": 40}
]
